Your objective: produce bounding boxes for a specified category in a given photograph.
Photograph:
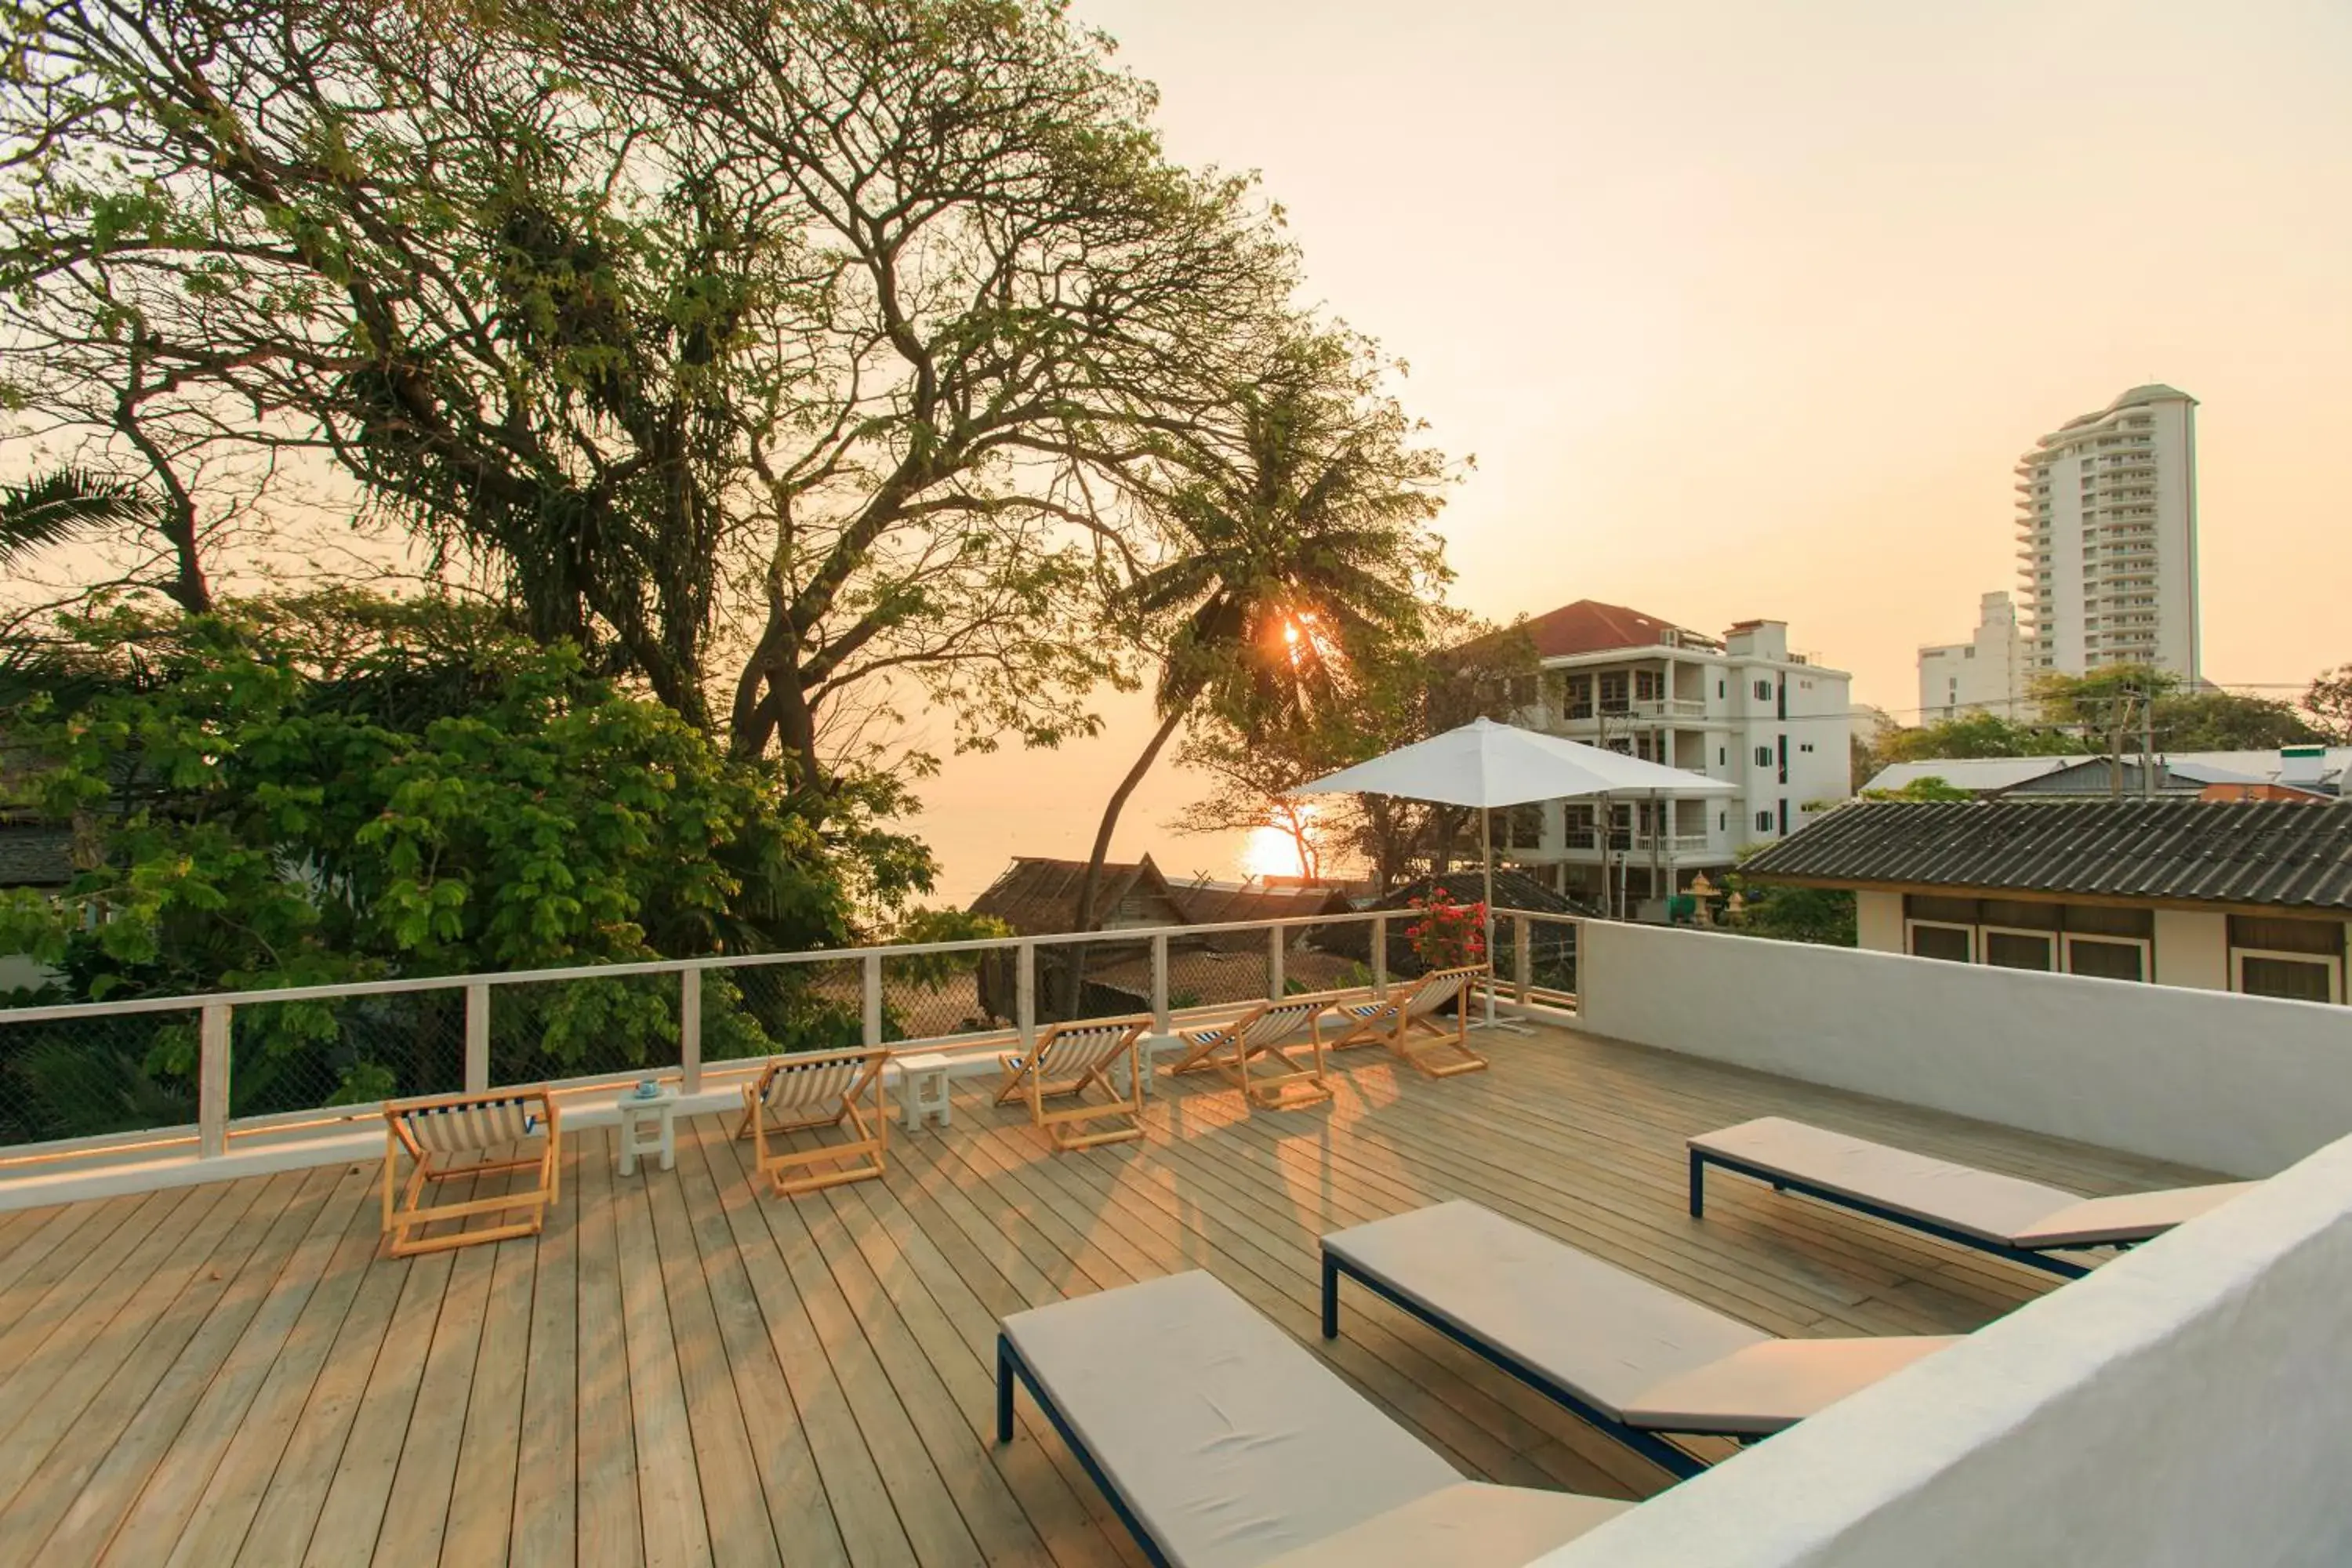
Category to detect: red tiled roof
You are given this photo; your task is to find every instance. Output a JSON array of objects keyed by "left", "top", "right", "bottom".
[{"left": 1518, "top": 599, "right": 1690, "bottom": 659}]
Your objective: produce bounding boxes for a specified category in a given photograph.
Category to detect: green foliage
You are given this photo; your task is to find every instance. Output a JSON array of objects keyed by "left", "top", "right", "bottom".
[
  {"left": 1878, "top": 712, "right": 2079, "bottom": 765},
  {"left": 2308, "top": 664, "right": 2352, "bottom": 745},
  {"left": 2143, "top": 689, "right": 2320, "bottom": 752},
  {"left": 1861, "top": 775, "right": 1975, "bottom": 801},
  {"left": 0, "top": 600, "right": 873, "bottom": 1137},
  {"left": 1737, "top": 884, "right": 1857, "bottom": 947}
]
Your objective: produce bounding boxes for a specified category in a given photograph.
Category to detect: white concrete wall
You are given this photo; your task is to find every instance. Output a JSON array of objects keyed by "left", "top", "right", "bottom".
[
  {"left": 2153, "top": 908, "right": 2228, "bottom": 990},
  {"left": 1537, "top": 1129, "right": 2352, "bottom": 1568},
  {"left": 1853, "top": 891, "right": 1902, "bottom": 955},
  {"left": 1577, "top": 920, "right": 2352, "bottom": 1177}
]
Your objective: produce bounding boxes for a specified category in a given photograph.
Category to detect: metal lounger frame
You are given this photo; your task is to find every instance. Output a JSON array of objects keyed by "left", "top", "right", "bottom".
[
  {"left": 996, "top": 1333, "right": 1174, "bottom": 1568},
  {"left": 1686, "top": 1145, "right": 2094, "bottom": 1279},
  {"left": 1318, "top": 1248, "right": 1708, "bottom": 1479}
]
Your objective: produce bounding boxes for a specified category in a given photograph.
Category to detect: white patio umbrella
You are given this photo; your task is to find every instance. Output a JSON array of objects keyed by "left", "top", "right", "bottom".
[{"left": 1298, "top": 717, "right": 1735, "bottom": 1018}]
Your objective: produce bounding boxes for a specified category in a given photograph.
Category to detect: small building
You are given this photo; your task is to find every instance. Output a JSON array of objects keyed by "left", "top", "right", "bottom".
[
  {"left": 1494, "top": 599, "right": 1853, "bottom": 906},
  {"left": 0, "top": 822, "right": 74, "bottom": 995},
  {"left": 1861, "top": 746, "right": 2351, "bottom": 801},
  {"left": 1740, "top": 800, "right": 2352, "bottom": 1004},
  {"left": 1918, "top": 590, "right": 2031, "bottom": 722}
]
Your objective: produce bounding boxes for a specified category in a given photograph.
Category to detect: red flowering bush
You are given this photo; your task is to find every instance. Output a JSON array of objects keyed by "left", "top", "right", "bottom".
[{"left": 1403, "top": 889, "right": 1488, "bottom": 970}]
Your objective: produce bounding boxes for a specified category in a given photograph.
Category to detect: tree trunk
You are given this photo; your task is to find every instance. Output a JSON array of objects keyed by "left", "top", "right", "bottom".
[{"left": 1064, "top": 703, "right": 1189, "bottom": 1014}]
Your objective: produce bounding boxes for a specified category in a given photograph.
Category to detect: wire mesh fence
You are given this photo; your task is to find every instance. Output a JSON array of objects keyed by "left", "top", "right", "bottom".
[
  {"left": 232, "top": 989, "right": 466, "bottom": 1118},
  {"left": 1033, "top": 937, "right": 1162, "bottom": 1026},
  {"left": 1161, "top": 935, "right": 1269, "bottom": 1016},
  {"left": 880, "top": 949, "right": 1004, "bottom": 1045},
  {"left": 1283, "top": 920, "right": 1380, "bottom": 1000},
  {"left": 1504, "top": 914, "right": 1580, "bottom": 1004},
  {"left": 0, "top": 1007, "right": 204, "bottom": 1149},
  {"left": 702, "top": 959, "right": 866, "bottom": 1063},
  {"left": 488, "top": 973, "right": 680, "bottom": 1084}
]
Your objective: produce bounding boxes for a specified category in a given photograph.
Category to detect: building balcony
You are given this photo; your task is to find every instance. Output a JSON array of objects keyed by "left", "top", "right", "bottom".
[{"left": 2, "top": 915, "right": 2346, "bottom": 1563}]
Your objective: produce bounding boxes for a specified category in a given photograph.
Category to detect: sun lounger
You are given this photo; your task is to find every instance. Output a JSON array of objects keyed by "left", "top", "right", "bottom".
[
  {"left": 1688, "top": 1116, "right": 2257, "bottom": 1277},
  {"left": 1320, "top": 1200, "right": 1955, "bottom": 1477},
  {"left": 382, "top": 1087, "right": 561, "bottom": 1258},
  {"left": 996, "top": 1014, "right": 1152, "bottom": 1152},
  {"left": 737, "top": 1046, "right": 891, "bottom": 1198},
  {"left": 1161, "top": 996, "right": 1334, "bottom": 1111},
  {"left": 1323, "top": 964, "right": 1489, "bottom": 1078},
  {"left": 996, "top": 1269, "right": 1629, "bottom": 1568}
]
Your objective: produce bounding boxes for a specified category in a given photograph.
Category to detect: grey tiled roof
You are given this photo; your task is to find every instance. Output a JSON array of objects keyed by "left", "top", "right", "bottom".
[
  {"left": 1741, "top": 800, "right": 2352, "bottom": 911},
  {"left": 0, "top": 824, "right": 75, "bottom": 887}
]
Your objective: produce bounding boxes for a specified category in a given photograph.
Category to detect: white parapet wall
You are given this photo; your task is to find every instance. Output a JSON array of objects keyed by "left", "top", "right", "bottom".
[
  {"left": 1577, "top": 921, "right": 2352, "bottom": 1178},
  {"left": 1534, "top": 1128, "right": 2352, "bottom": 1567}
]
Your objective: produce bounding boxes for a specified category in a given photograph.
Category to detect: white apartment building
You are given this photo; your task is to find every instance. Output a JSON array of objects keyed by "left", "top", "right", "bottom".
[
  {"left": 1497, "top": 601, "right": 1853, "bottom": 908},
  {"left": 2014, "top": 383, "right": 2200, "bottom": 679},
  {"left": 1917, "top": 590, "right": 2030, "bottom": 721}
]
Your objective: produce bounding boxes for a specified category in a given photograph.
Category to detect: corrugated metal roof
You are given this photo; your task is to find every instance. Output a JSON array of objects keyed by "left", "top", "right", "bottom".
[{"left": 1741, "top": 800, "right": 2352, "bottom": 911}]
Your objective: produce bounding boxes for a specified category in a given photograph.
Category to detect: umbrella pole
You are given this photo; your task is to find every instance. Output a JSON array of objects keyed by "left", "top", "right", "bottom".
[{"left": 1480, "top": 805, "right": 1495, "bottom": 1028}]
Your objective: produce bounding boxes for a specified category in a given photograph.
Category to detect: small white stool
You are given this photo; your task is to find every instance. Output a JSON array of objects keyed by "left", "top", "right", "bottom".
[
  {"left": 1131, "top": 1033, "right": 1185, "bottom": 1099},
  {"left": 616, "top": 1087, "right": 678, "bottom": 1176},
  {"left": 898, "top": 1053, "right": 954, "bottom": 1131}
]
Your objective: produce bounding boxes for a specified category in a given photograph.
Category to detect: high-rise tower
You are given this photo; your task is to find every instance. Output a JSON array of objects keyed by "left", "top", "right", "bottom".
[{"left": 2013, "top": 385, "right": 2199, "bottom": 679}]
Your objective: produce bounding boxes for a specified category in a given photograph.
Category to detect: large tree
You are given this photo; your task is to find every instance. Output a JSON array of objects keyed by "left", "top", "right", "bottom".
[
  {"left": 2305, "top": 664, "right": 2352, "bottom": 745},
  {"left": 0, "top": 0, "right": 1308, "bottom": 791}
]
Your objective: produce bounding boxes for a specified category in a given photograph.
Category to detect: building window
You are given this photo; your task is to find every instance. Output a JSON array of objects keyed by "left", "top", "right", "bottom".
[
  {"left": 1754, "top": 810, "right": 1773, "bottom": 833},
  {"left": 1718, "top": 679, "right": 1726, "bottom": 699},
  {"left": 1718, "top": 746, "right": 1726, "bottom": 767},
  {"left": 1599, "top": 671, "right": 1629, "bottom": 713},
  {"left": 1982, "top": 929, "right": 2056, "bottom": 971},
  {"left": 1907, "top": 922, "right": 1973, "bottom": 963},
  {"left": 1754, "top": 746, "right": 1772, "bottom": 768},
  {"left": 1634, "top": 670, "right": 1661, "bottom": 702},
  {"left": 2065, "top": 935, "right": 2148, "bottom": 982},
  {"left": 2229, "top": 915, "right": 2346, "bottom": 1004},
  {"left": 1754, "top": 680, "right": 1772, "bottom": 701}
]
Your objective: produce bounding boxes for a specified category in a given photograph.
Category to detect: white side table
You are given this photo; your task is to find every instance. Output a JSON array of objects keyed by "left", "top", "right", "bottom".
[
  {"left": 898, "top": 1053, "right": 954, "bottom": 1131},
  {"left": 616, "top": 1087, "right": 678, "bottom": 1175}
]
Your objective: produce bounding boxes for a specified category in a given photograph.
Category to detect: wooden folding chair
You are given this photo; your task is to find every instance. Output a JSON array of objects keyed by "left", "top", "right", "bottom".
[
  {"left": 737, "top": 1046, "right": 891, "bottom": 1198},
  {"left": 381, "top": 1087, "right": 562, "bottom": 1258},
  {"left": 1325, "top": 964, "right": 1490, "bottom": 1078},
  {"left": 1163, "top": 996, "right": 1334, "bottom": 1112},
  {"left": 995, "top": 1014, "right": 1152, "bottom": 1152}
]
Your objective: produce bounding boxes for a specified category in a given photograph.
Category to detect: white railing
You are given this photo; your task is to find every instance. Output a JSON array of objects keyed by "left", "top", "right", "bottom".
[{"left": 0, "top": 906, "right": 1583, "bottom": 1177}]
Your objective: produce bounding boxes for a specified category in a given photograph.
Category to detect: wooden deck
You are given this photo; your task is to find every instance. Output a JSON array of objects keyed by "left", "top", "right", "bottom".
[{"left": 0, "top": 1023, "right": 2217, "bottom": 1566}]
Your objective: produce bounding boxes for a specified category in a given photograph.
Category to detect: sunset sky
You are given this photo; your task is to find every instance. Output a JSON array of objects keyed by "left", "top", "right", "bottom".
[{"left": 918, "top": 0, "right": 2352, "bottom": 902}]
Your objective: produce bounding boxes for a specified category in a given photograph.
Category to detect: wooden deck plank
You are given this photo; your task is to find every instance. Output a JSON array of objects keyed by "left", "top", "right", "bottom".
[
  {"left": 0, "top": 1167, "right": 330, "bottom": 1564},
  {"left": 720, "top": 1123, "right": 984, "bottom": 1567},
  {"left": 669, "top": 1116, "right": 851, "bottom": 1568},
  {"left": 505, "top": 1126, "right": 582, "bottom": 1568},
  {"left": 298, "top": 1174, "right": 474, "bottom": 1566},
  {"left": 639, "top": 1127, "right": 782, "bottom": 1568},
  {"left": 610, "top": 1130, "right": 715, "bottom": 1568},
  {"left": 372, "top": 1172, "right": 506, "bottom": 1566},
  {"left": 0, "top": 1022, "right": 2223, "bottom": 1564},
  {"left": 575, "top": 1125, "right": 648, "bottom": 1568},
  {"left": 60, "top": 1163, "right": 372, "bottom": 1564},
  {"left": 162, "top": 1159, "right": 403, "bottom": 1567},
  {"left": 0, "top": 1172, "right": 269, "bottom": 1511},
  {"left": 696, "top": 1116, "right": 917, "bottom": 1568}
]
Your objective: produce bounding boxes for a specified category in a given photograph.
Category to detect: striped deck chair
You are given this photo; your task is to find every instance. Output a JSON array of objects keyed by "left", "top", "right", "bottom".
[
  {"left": 382, "top": 1088, "right": 562, "bottom": 1258},
  {"left": 994, "top": 1015, "right": 1152, "bottom": 1152},
  {"left": 1325, "top": 964, "right": 1490, "bottom": 1079},
  {"left": 737, "top": 1046, "right": 891, "bottom": 1199},
  {"left": 1162, "top": 996, "right": 1334, "bottom": 1112}
]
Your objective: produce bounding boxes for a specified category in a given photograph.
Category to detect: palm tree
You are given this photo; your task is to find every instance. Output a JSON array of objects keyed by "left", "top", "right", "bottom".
[{"left": 1065, "top": 361, "right": 1445, "bottom": 971}]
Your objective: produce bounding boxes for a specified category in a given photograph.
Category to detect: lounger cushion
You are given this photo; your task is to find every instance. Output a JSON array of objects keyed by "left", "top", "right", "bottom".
[
  {"left": 1322, "top": 1201, "right": 1769, "bottom": 1422},
  {"left": 1690, "top": 1116, "right": 2086, "bottom": 1246},
  {"left": 1001, "top": 1270, "right": 1460, "bottom": 1568},
  {"left": 1613, "top": 1336, "right": 1958, "bottom": 1437},
  {"left": 2005, "top": 1184, "right": 2257, "bottom": 1249},
  {"left": 1693, "top": 1116, "right": 2252, "bottom": 1250},
  {"left": 1258, "top": 1482, "right": 1630, "bottom": 1568}
]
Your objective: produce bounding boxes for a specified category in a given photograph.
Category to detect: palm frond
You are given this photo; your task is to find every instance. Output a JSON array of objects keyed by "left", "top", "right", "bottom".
[{"left": 0, "top": 468, "right": 157, "bottom": 570}]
